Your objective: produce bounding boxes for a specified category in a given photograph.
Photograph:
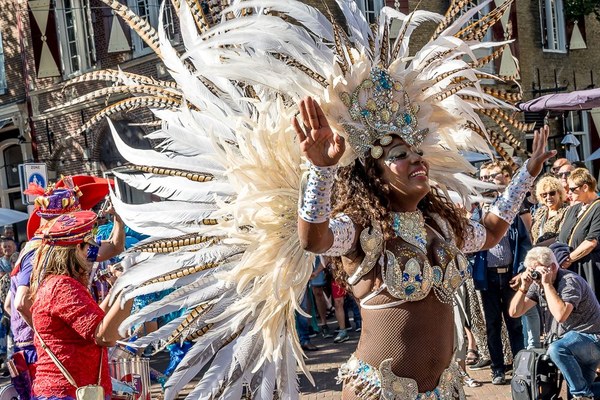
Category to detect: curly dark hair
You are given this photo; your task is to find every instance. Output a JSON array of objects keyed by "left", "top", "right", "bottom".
[{"left": 329, "top": 157, "right": 469, "bottom": 287}]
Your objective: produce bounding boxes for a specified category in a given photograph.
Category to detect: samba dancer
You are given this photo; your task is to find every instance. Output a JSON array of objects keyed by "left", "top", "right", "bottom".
[{"left": 294, "top": 93, "right": 553, "bottom": 399}]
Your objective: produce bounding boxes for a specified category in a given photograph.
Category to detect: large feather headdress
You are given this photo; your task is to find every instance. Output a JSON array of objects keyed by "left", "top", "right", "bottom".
[{"left": 53, "top": 0, "right": 531, "bottom": 397}]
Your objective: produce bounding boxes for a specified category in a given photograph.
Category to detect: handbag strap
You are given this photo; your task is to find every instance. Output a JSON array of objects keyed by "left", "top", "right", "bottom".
[
  {"left": 568, "top": 198, "right": 600, "bottom": 247},
  {"left": 34, "top": 328, "right": 103, "bottom": 388}
]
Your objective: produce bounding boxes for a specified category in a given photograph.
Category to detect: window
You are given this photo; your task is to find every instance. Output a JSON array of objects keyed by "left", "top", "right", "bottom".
[
  {"left": 459, "top": 1, "right": 495, "bottom": 77},
  {"left": 2, "top": 144, "right": 22, "bottom": 188},
  {"left": 540, "top": 0, "right": 566, "bottom": 52},
  {"left": 355, "top": 0, "right": 384, "bottom": 25},
  {"left": 565, "top": 110, "right": 591, "bottom": 165},
  {"left": 55, "top": 0, "right": 96, "bottom": 76},
  {"left": 0, "top": 33, "right": 6, "bottom": 94},
  {"left": 128, "top": 0, "right": 176, "bottom": 56}
]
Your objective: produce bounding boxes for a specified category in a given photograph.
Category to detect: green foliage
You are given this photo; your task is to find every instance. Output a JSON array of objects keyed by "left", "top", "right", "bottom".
[{"left": 564, "top": 0, "right": 600, "bottom": 20}]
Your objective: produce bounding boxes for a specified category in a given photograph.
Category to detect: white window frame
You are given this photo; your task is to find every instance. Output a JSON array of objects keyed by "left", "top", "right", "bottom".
[
  {"left": 355, "top": 0, "right": 384, "bottom": 25},
  {"left": 0, "top": 33, "right": 6, "bottom": 94},
  {"left": 565, "top": 110, "right": 592, "bottom": 169},
  {"left": 55, "top": 0, "right": 96, "bottom": 77},
  {"left": 128, "top": 0, "right": 176, "bottom": 56},
  {"left": 128, "top": 0, "right": 157, "bottom": 57},
  {"left": 540, "top": 0, "right": 567, "bottom": 53}
]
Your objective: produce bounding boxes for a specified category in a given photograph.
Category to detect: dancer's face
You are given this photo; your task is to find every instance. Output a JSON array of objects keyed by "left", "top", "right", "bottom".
[{"left": 377, "top": 137, "right": 430, "bottom": 210}]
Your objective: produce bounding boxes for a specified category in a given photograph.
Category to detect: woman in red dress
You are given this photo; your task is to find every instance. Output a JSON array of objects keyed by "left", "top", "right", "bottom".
[{"left": 29, "top": 211, "right": 132, "bottom": 400}]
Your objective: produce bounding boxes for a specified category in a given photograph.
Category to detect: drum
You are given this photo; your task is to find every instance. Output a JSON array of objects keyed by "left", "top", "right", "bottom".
[
  {"left": 0, "top": 384, "right": 18, "bottom": 400},
  {"left": 109, "top": 357, "right": 151, "bottom": 400}
]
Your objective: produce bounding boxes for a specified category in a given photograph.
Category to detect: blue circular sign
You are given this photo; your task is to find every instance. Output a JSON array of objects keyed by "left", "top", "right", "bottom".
[{"left": 28, "top": 173, "right": 46, "bottom": 188}]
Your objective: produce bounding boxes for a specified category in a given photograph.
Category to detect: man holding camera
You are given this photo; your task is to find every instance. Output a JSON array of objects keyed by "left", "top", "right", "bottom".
[{"left": 509, "top": 245, "right": 600, "bottom": 400}]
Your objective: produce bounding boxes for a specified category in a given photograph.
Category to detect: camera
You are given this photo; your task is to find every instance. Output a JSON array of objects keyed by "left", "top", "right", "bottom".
[{"left": 531, "top": 270, "right": 541, "bottom": 280}]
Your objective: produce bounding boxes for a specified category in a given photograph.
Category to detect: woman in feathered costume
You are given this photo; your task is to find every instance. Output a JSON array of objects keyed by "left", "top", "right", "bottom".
[
  {"left": 57, "top": 0, "right": 554, "bottom": 398},
  {"left": 294, "top": 90, "right": 551, "bottom": 398}
]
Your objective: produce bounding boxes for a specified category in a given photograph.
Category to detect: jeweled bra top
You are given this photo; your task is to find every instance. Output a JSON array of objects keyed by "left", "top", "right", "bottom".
[{"left": 350, "top": 212, "right": 470, "bottom": 309}]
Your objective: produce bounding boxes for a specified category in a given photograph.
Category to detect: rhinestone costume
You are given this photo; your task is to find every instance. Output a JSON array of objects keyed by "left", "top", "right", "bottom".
[{"left": 338, "top": 354, "right": 465, "bottom": 400}]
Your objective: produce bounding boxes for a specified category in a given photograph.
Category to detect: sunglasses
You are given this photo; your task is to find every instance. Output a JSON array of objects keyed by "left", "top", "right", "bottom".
[
  {"left": 558, "top": 171, "right": 571, "bottom": 178},
  {"left": 569, "top": 185, "right": 581, "bottom": 193},
  {"left": 479, "top": 175, "right": 493, "bottom": 181},
  {"left": 540, "top": 191, "right": 557, "bottom": 197}
]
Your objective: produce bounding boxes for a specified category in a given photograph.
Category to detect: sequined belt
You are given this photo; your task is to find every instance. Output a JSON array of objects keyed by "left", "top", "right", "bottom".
[{"left": 337, "top": 354, "right": 465, "bottom": 400}]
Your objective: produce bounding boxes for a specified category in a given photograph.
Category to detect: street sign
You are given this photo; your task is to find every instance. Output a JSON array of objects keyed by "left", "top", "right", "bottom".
[{"left": 19, "top": 163, "right": 48, "bottom": 204}]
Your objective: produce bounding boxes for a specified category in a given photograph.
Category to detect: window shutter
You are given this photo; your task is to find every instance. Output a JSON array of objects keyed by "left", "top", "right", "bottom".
[
  {"left": 539, "top": 0, "right": 549, "bottom": 49},
  {"left": 104, "top": 0, "right": 131, "bottom": 53},
  {"left": 29, "top": 0, "right": 62, "bottom": 77},
  {"left": 491, "top": 0, "right": 519, "bottom": 79}
]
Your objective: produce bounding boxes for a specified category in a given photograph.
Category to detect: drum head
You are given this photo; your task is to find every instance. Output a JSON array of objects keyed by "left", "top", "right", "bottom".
[{"left": 0, "top": 384, "right": 18, "bottom": 400}]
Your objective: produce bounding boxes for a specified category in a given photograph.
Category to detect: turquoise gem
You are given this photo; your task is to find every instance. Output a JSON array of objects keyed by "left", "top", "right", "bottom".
[
  {"left": 405, "top": 285, "right": 415, "bottom": 295},
  {"left": 404, "top": 113, "right": 412, "bottom": 124}
]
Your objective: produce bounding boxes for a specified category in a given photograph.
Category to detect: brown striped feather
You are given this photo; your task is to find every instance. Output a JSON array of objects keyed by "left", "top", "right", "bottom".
[
  {"left": 478, "top": 109, "right": 527, "bottom": 156},
  {"left": 61, "top": 70, "right": 178, "bottom": 92},
  {"left": 46, "top": 85, "right": 182, "bottom": 113},
  {"left": 142, "top": 262, "right": 219, "bottom": 287},
  {"left": 165, "top": 303, "right": 214, "bottom": 345},
  {"left": 456, "top": 0, "right": 513, "bottom": 42},
  {"left": 431, "top": 0, "right": 473, "bottom": 41},
  {"left": 379, "top": 20, "right": 390, "bottom": 69},
  {"left": 132, "top": 165, "right": 215, "bottom": 182},
  {"left": 133, "top": 234, "right": 215, "bottom": 253},
  {"left": 272, "top": 54, "right": 328, "bottom": 87},
  {"left": 185, "top": 0, "right": 211, "bottom": 34},
  {"left": 432, "top": 81, "right": 475, "bottom": 102},
  {"left": 467, "top": 121, "right": 518, "bottom": 171},
  {"left": 75, "top": 96, "right": 181, "bottom": 135},
  {"left": 331, "top": 20, "right": 350, "bottom": 75}
]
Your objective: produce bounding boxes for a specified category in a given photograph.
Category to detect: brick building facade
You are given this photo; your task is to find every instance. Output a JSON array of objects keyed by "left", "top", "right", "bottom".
[
  {"left": 0, "top": 0, "right": 176, "bottom": 239},
  {"left": 1, "top": 0, "right": 599, "bottom": 240}
]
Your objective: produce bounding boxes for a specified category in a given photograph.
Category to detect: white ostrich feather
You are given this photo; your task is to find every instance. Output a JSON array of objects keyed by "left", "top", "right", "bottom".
[
  {"left": 336, "top": 0, "right": 371, "bottom": 52},
  {"left": 110, "top": 190, "right": 218, "bottom": 236},
  {"left": 222, "top": 1, "right": 334, "bottom": 42},
  {"left": 120, "top": 259, "right": 239, "bottom": 304},
  {"left": 108, "top": 119, "right": 226, "bottom": 177},
  {"left": 112, "top": 171, "right": 235, "bottom": 203}
]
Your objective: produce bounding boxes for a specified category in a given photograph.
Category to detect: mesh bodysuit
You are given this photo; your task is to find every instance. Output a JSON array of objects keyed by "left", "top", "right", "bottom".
[{"left": 340, "top": 222, "right": 464, "bottom": 399}]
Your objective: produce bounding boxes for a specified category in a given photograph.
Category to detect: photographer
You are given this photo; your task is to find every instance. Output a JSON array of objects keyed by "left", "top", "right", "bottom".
[{"left": 509, "top": 246, "right": 600, "bottom": 400}]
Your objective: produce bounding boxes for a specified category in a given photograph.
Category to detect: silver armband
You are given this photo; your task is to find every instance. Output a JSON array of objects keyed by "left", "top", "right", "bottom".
[
  {"left": 298, "top": 164, "right": 337, "bottom": 223},
  {"left": 489, "top": 160, "right": 535, "bottom": 224},
  {"left": 322, "top": 214, "right": 356, "bottom": 257},
  {"left": 462, "top": 220, "right": 487, "bottom": 253}
]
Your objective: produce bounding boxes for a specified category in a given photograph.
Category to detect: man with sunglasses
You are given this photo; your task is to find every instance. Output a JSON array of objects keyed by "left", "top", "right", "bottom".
[
  {"left": 472, "top": 160, "right": 533, "bottom": 385},
  {"left": 551, "top": 158, "right": 571, "bottom": 177}
]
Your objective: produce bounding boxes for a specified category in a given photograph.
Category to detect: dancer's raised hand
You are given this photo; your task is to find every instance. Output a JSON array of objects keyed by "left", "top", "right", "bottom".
[
  {"left": 292, "top": 96, "right": 345, "bottom": 167},
  {"left": 526, "top": 125, "right": 556, "bottom": 177}
]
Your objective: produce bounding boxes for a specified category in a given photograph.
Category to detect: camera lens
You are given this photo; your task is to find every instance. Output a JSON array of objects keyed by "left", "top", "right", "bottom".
[{"left": 531, "top": 270, "right": 541, "bottom": 280}]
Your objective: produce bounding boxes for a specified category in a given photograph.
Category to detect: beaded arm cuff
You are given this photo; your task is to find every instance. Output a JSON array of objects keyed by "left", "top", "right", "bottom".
[
  {"left": 298, "top": 164, "right": 337, "bottom": 223},
  {"left": 462, "top": 220, "right": 487, "bottom": 254},
  {"left": 488, "top": 160, "right": 535, "bottom": 224},
  {"left": 322, "top": 214, "right": 356, "bottom": 257}
]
